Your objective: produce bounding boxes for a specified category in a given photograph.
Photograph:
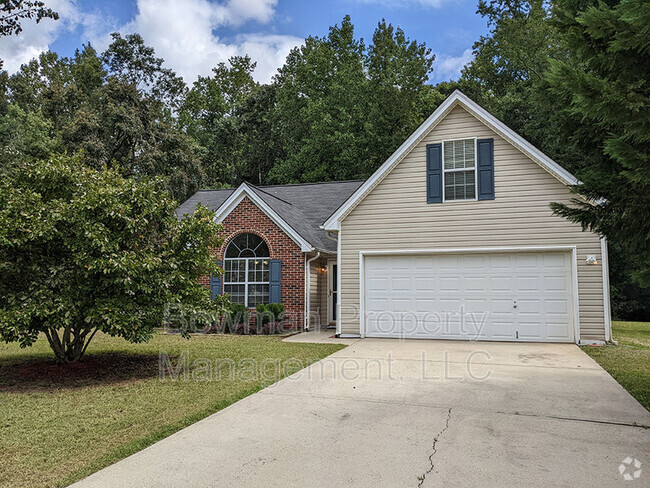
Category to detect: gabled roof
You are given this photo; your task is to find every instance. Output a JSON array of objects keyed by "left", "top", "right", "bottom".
[
  {"left": 177, "top": 180, "right": 364, "bottom": 253},
  {"left": 322, "top": 90, "right": 580, "bottom": 231}
]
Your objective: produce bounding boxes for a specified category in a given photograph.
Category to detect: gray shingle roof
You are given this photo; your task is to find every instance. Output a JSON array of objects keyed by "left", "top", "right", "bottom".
[{"left": 176, "top": 180, "right": 364, "bottom": 253}]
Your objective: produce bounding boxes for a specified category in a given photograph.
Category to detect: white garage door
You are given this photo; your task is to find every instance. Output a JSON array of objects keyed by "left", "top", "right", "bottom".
[{"left": 364, "top": 252, "right": 574, "bottom": 342}]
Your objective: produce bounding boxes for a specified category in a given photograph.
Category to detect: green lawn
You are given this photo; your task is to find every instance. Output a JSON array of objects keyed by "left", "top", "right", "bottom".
[
  {"left": 0, "top": 332, "right": 344, "bottom": 488},
  {"left": 582, "top": 321, "right": 650, "bottom": 411}
]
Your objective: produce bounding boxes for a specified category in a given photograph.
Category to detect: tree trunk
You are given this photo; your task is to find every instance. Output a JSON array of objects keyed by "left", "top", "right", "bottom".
[{"left": 45, "top": 327, "right": 98, "bottom": 363}]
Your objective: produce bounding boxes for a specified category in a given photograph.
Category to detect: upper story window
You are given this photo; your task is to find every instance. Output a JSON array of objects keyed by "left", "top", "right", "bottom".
[
  {"left": 224, "top": 233, "right": 270, "bottom": 307},
  {"left": 443, "top": 139, "right": 476, "bottom": 201}
]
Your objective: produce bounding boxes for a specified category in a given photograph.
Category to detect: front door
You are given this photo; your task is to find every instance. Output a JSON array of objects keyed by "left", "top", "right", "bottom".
[{"left": 327, "top": 259, "right": 338, "bottom": 326}]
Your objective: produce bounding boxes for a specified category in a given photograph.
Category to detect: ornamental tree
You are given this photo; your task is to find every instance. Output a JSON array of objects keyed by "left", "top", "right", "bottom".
[{"left": 0, "top": 154, "right": 224, "bottom": 362}]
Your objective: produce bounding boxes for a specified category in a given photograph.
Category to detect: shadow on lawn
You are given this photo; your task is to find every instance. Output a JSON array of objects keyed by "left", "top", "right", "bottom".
[{"left": 0, "top": 352, "right": 161, "bottom": 393}]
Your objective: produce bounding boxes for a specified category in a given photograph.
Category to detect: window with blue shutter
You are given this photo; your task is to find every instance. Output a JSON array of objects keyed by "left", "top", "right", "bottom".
[
  {"left": 210, "top": 260, "right": 223, "bottom": 299},
  {"left": 223, "top": 234, "right": 271, "bottom": 307},
  {"left": 477, "top": 138, "right": 495, "bottom": 200},
  {"left": 426, "top": 143, "right": 443, "bottom": 203},
  {"left": 269, "top": 259, "right": 282, "bottom": 303}
]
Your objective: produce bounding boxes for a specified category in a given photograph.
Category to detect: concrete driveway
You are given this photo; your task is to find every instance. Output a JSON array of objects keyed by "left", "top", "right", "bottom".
[{"left": 71, "top": 339, "right": 650, "bottom": 488}]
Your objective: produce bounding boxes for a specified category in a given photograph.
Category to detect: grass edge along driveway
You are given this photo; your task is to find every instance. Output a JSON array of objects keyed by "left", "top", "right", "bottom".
[
  {"left": 582, "top": 321, "right": 650, "bottom": 412},
  {"left": 0, "top": 332, "right": 345, "bottom": 488}
]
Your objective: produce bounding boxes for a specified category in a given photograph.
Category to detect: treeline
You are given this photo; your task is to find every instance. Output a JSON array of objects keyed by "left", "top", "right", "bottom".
[
  {"left": 0, "top": 17, "right": 450, "bottom": 200},
  {"left": 0, "top": 2, "right": 648, "bottom": 319}
]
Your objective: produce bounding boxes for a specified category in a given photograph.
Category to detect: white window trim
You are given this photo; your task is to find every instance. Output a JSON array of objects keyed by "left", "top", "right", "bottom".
[
  {"left": 223, "top": 257, "right": 270, "bottom": 308},
  {"left": 442, "top": 137, "right": 478, "bottom": 203}
]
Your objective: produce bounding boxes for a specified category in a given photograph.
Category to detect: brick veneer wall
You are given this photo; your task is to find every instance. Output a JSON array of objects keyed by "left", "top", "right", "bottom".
[{"left": 200, "top": 197, "right": 305, "bottom": 330}]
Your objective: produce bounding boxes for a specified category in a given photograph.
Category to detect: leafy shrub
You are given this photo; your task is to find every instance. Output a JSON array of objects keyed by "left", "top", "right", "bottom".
[
  {"left": 226, "top": 303, "right": 250, "bottom": 332},
  {"left": 255, "top": 303, "right": 285, "bottom": 334},
  {"left": 266, "top": 303, "right": 285, "bottom": 319}
]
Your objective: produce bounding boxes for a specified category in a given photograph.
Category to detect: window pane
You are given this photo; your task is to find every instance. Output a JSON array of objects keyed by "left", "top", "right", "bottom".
[
  {"left": 445, "top": 171, "right": 475, "bottom": 201},
  {"left": 224, "top": 259, "right": 245, "bottom": 282},
  {"left": 224, "top": 284, "right": 245, "bottom": 304},
  {"left": 444, "top": 139, "right": 475, "bottom": 170},
  {"left": 248, "top": 284, "right": 269, "bottom": 307},
  {"left": 225, "top": 233, "right": 269, "bottom": 258},
  {"left": 248, "top": 259, "right": 270, "bottom": 282}
]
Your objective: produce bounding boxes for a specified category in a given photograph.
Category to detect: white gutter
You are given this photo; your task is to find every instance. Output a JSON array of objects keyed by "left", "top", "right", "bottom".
[
  {"left": 304, "top": 252, "right": 321, "bottom": 331},
  {"left": 601, "top": 237, "right": 613, "bottom": 342}
]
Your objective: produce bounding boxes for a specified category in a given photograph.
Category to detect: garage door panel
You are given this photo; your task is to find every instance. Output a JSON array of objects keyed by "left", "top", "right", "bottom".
[
  {"left": 439, "top": 277, "right": 461, "bottom": 291},
  {"left": 462, "top": 254, "right": 485, "bottom": 268},
  {"left": 490, "top": 321, "right": 517, "bottom": 340},
  {"left": 439, "top": 255, "right": 461, "bottom": 269},
  {"left": 463, "top": 298, "right": 489, "bottom": 313},
  {"left": 546, "top": 323, "right": 572, "bottom": 340},
  {"left": 413, "top": 298, "right": 436, "bottom": 314},
  {"left": 364, "top": 251, "right": 574, "bottom": 343},
  {"left": 518, "top": 323, "right": 543, "bottom": 340},
  {"left": 392, "top": 277, "right": 412, "bottom": 292},
  {"left": 515, "top": 275, "right": 542, "bottom": 292},
  {"left": 367, "top": 298, "right": 389, "bottom": 310},
  {"left": 489, "top": 276, "right": 513, "bottom": 292},
  {"left": 414, "top": 276, "right": 435, "bottom": 290},
  {"left": 517, "top": 299, "right": 541, "bottom": 314},
  {"left": 366, "top": 276, "right": 388, "bottom": 292},
  {"left": 543, "top": 253, "right": 568, "bottom": 268},
  {"left": 391, "top": 298, "right": 412, "bottom": 313},
  {"left": 545, "top": 299, "right": 569, "bottom": 314},
  {"left": 545, "top": 275, "right": 569, "bottom": 292},
  {"left": 515, "top": 253, "right": 541, "bottom": 269},
  {"left": 491, "top": 298, "right": 515, "bottom": 315},
  {"left": 465, "top": 277, "right": 487, "bottom": 292}
]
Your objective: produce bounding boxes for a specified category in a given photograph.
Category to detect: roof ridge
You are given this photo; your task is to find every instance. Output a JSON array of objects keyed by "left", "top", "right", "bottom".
[
  {"left": 248, "top": 184, "right": 293, "bottom": 206},
  {"left": 260, "top": 179, "right": 365, "bottom": 188},
  {"left": 196, "top": 179, "right": 365, "bottom": 193},
  {"left": 196, "top": 188, "right": 235, "bottom": 192}
]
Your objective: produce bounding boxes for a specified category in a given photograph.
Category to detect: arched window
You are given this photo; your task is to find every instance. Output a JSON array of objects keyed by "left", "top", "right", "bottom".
[{"left": 223, "top": 233, "right": 270, "bottom": 307}]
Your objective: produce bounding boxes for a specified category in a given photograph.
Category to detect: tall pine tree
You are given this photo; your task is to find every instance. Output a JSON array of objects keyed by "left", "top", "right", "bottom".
[{"left": 547, "top": 0, "right": 650, "bottom": 286}]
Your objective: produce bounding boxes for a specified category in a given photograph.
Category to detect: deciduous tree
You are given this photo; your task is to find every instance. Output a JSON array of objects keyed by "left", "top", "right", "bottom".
[{"left": 0, "top": 154, "right": 224, "bottom": 362}]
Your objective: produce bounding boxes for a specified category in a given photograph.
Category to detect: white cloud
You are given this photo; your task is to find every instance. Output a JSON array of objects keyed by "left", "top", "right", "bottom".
[
  {"left": 226, "top": 0, "right": 278, "bottom": 25},
  {"left": 434, "top": 48, "right": 473, "bottom": 81},
  {"left": 0, "top": 0, "right": 302, "bottom": 84},
  {"left": 235, "top": 33, "right": 303, "bottom": 82},
  {"left": 0, "top": 0, "right": 80, "bottom": 73},
  {"left": 357, "top": 0, "right": 456, "bottom": 8},
  {"left": 88, "top": 0, "right": 301, "bottom": 84}
]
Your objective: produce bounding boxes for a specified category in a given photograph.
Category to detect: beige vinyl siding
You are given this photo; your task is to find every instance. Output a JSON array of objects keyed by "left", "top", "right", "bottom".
[
  {"left": 339, "top": 104, "right": 606, "bottom": 340},
  {"left": 308, "top": 256, "right": 329, "bottom": 327}
]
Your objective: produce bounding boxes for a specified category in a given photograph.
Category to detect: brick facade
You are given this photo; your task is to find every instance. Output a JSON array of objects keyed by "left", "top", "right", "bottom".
[{"left": 201, "top": 197, "right": 305, "bottom": 330}]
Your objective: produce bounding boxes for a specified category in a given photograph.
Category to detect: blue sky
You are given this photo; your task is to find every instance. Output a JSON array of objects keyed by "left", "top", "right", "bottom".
[{"left": 0, "top": 0, "right": 488, "bottom": 84}]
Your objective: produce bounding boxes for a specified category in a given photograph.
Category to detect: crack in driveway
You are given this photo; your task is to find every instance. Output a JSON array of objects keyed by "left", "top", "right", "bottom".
[
  {"left": 505, "top": 411, "right": 650, "bottom": 429},
  {"left": 417, "top": 407, "right": 452, "bottom": 487}
]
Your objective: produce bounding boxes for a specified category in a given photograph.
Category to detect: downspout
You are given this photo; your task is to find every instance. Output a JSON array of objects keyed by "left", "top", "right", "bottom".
[
  {"left": 305, "top": 251, "right": 320, "bottom": 331},
  {"left": 325, "top": 230, "right": 341, "bottom": 337}
]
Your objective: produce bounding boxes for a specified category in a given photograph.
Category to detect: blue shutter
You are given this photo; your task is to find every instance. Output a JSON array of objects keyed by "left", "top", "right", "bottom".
[
  {"left": 210, "top": 260, "right": 222, "bottom": 299},
  {"left": 426, "top": 143, "right": 443, "bottom": 203},
  {"left": 477, "top": 138, "right": 495, "bottom": 200},
  {"left": 269, "top": 259, "right": 281, "bottom": 303}
]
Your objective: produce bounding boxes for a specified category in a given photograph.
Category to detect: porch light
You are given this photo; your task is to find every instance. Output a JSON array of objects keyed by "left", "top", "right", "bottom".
[{"left": 586, "top": 255, "right": 598, "bottom": 265}]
